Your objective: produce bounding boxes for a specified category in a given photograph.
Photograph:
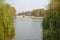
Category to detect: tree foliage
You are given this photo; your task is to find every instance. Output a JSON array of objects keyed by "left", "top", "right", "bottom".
[
  {"left": 42, "top": 0, "right": 60, "bottom": 40},
  {"left": 0, "top": 0, "right": 16, "bottom": 40},
  {"left": 18, "top": 9, "right": 46, "bottom": 17},
  {"left": 31, "top": 9, "right": 45, "bottom": 17}
]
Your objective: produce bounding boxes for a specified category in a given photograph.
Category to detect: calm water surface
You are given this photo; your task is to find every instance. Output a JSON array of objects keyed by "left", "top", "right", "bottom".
[{"left": 15, "top": 18, "right": 43, "bottom": 40}]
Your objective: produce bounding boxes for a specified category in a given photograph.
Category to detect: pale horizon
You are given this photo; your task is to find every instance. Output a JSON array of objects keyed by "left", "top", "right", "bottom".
[{"left": 6, "top": 0, "right": 50, "bottom": 13}]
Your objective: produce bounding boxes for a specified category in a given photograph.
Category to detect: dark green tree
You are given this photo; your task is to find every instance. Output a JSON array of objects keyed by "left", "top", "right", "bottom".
[{"left": 42, "top": 0, "right": 60, "bottom": 40}]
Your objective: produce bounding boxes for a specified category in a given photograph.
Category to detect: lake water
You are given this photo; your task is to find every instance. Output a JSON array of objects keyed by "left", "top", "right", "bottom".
[{"left": 15, "top": 18, "right": 43, "bottom": 40}]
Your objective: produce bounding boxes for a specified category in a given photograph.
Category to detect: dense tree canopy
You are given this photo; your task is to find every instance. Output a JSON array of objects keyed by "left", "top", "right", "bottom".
[
  {"left": 0, "top": 0, "right": 16, "bottom": 40},
  {"left": 42, "top": 0, "right": 60, "bottom": 40},
  {"left": 18, "top": 9, "right": 46, "bottom": 17}
]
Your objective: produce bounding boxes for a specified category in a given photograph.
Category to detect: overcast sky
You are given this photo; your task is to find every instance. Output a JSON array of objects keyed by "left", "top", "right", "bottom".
[{"left": 6, "top": 0, "right": 50, "bottom": 13}]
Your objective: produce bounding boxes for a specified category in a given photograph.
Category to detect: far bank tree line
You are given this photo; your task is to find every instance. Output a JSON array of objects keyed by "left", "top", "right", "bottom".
[{"left": 18, "top": 9, "right": 47, "bottom": 17}]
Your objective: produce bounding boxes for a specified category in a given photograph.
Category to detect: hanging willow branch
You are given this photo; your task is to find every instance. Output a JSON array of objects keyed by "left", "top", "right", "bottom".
[{"left": 0, "top": 4, "right": 16, "bottom": 40}]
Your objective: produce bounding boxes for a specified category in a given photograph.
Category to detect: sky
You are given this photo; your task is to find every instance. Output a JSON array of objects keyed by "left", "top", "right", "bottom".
[{"left": 6, "top": 0, "right": 50, "bottom": 13}]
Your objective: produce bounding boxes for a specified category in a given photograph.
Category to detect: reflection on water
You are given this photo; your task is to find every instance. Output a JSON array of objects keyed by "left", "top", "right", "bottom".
[{"left": 15, "top": 18, "right": 43, "bottom": 40}]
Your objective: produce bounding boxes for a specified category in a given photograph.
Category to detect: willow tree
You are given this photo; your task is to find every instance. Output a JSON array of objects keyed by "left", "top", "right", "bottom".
[
  {"left": 0, "top": 0, "right": 16, "bottom": 40},
  {"left": 42, "top": 0, "right": 60, "bottom": 40}
]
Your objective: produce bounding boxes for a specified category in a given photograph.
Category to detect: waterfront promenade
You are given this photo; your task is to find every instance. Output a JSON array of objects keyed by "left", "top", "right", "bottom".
[{"left": 16, "top": 16, "right": 44, "bottom": 19}]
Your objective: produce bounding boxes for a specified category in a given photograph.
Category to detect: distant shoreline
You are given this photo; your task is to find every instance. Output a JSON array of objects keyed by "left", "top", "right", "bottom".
[{"left": 16, "top": 16, "right": 44, "bottom": 19}]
